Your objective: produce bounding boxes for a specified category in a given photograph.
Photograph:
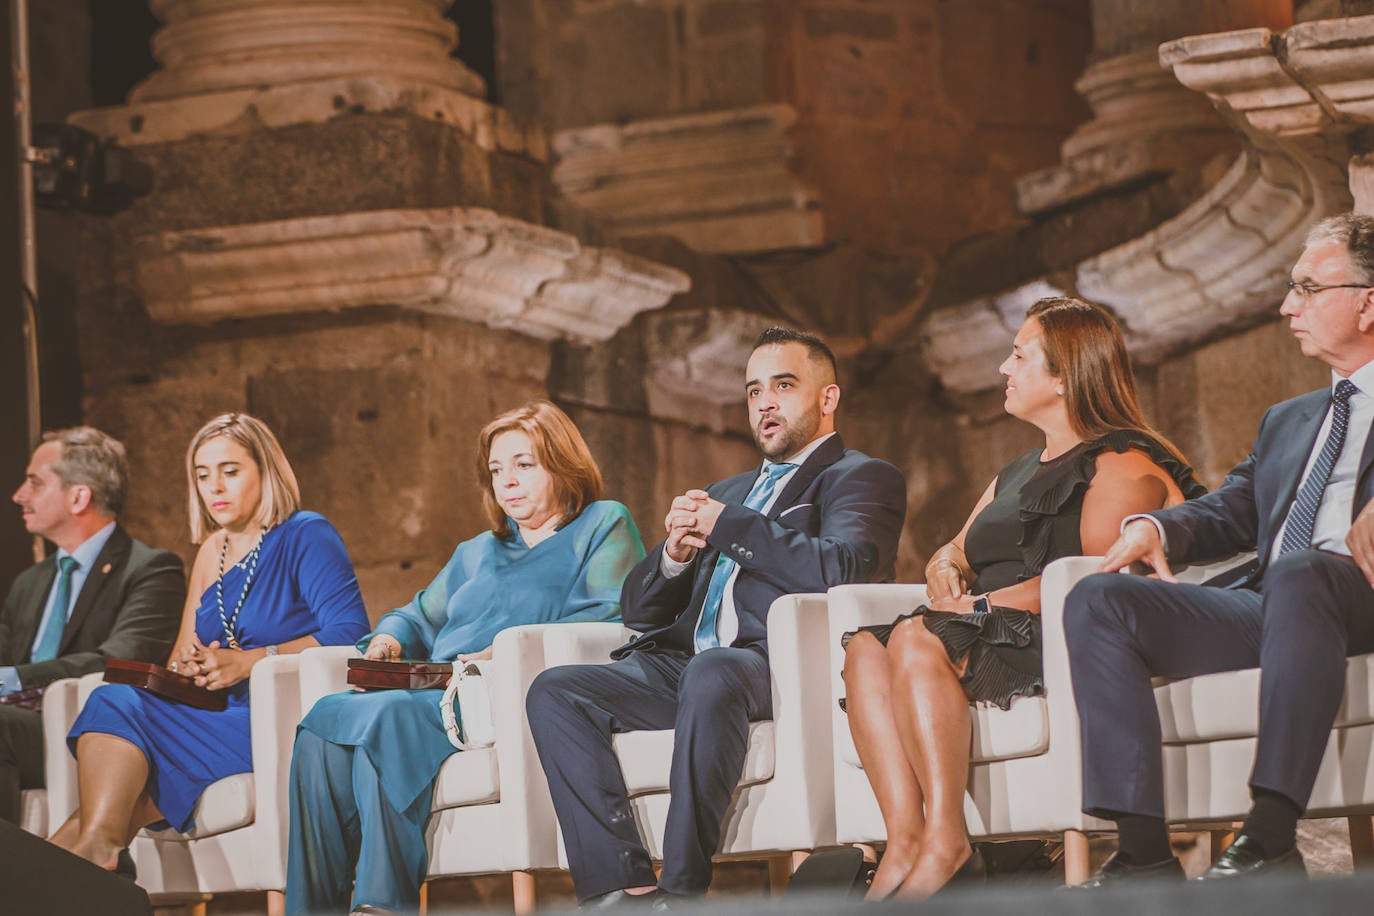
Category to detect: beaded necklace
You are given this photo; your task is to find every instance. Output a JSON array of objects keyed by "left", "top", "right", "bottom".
[{"left": 215, "top": 527, "right": 266, "bottom": 650}]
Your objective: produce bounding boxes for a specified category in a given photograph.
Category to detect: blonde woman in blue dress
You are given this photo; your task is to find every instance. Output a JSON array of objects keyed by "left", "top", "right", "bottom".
[{"left": 285, "top": 401, "right": 645, "bottom": 915}]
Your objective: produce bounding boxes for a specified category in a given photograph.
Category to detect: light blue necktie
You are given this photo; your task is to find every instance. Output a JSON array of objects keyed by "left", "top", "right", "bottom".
[
  {"left": 693, "top": 462, "right": 796, "bottom": 653},
  {"left": 32, "top": 556, "right": 78, "bottom": 663},
  {"left": 1280, "top": 379, "right": 1358, "bottom": 555}
]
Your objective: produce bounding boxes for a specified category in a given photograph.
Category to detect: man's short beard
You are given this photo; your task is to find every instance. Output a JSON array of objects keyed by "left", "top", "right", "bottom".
[{"left": 753, "top": 406, "right": 820, "bottom": 460}]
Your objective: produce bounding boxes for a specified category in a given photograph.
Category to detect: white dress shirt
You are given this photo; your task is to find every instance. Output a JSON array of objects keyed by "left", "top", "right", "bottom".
[{"left": 662, "top": 432, "right": 837, "bottom": 649}]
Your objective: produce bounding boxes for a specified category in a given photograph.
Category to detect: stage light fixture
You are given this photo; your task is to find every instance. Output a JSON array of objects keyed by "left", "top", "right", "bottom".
[{"left": 29, "top": 123, "right": 152, "bottom": 214}]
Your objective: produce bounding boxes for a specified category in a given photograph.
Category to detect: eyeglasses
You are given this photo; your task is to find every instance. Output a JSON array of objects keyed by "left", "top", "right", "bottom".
[{"left": 1286, "top": 280, "right": 1371, "bottom": 300}]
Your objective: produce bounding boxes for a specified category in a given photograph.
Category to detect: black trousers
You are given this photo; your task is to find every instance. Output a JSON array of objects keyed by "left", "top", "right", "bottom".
[
  {"left": 526, "top": 646, "right": 772, "bottom": 901},
  {"left": 1066, "top": 549, "right": 1374, "bottom": 820},
  {"left": 0, "top": 703, "right": 44, "bottom": 824}
]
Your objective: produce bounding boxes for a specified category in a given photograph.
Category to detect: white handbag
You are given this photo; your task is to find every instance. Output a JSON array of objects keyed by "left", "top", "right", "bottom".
[{"left": 440, "top": 660, "right": 495, "bottom": 751}]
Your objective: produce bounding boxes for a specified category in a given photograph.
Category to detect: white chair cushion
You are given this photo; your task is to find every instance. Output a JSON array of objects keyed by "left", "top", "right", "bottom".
[
  {"left": 614, "top": 722, "right": 776, "bottom": 797},
  {"left": 838, "top": 695, "right": 1049, "bottom": 769},
  {"left": 19, "top": 789, "right": 46, "bottom": 837},
  {"left": 1159, "top": 653, "right": 1374, "bottom": 744},
  {"left": 144, "top": 772, "right": 256, "bottom": 841},
  {"left": 430, "top": 747, "right": 500, "bottom": 810}
]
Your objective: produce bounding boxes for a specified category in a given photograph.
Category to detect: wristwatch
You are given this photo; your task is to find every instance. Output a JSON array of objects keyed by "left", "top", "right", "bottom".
[
  {"left": 971, "top": 595, "right": 992, "bottom": 615},
  {"left": 264, "top": 644, "right": 280, "bottom": 657}
]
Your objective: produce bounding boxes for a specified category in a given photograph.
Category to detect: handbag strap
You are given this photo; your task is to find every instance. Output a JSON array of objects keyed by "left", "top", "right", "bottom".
[{"left": 441, "top": 661, "right": 481, "bottom": 751}]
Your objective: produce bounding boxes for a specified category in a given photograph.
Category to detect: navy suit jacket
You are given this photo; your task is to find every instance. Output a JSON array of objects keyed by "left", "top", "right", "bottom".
[
  {"left": 1152, "top": 387, "right": 1374, "bottom": 578},
  {"left": 613, "top": 434, "right": 906, "bottom": 660}
]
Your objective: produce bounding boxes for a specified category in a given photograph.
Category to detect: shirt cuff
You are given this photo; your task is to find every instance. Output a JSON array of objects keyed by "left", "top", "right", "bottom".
[
  {"left": 1122, "top": 513, "right": 1169, "bottom": 554},
  {"left": 659, "top": 551, "right": 690, "bottom": 579},
  {"left": 0, "top": 667, "right": 22, "bottom": 697}
]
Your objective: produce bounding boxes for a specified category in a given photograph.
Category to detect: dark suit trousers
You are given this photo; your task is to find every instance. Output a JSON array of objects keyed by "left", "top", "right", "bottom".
[
  {"left": 526, "top": 647, "right": 772, "bottom": 901},
  {"left": 1066, "top": 549, "right": 1374, "bottom": 819},
  {"left": 0, "top": 704, "right": 43, "bottom": 824}
]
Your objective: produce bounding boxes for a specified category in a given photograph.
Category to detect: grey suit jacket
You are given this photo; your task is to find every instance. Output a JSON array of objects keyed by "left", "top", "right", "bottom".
[{"left": 0, "top": 525, "right": 185, "bottom": 690}]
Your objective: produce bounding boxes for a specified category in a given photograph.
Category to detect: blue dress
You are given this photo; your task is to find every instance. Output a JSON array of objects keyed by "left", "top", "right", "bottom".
[
  {"left": 69, "top": 510, "right": 370, "bottom": 832},
  {"left": 299, "top": 499, "right": 645, "bottom": 816}
]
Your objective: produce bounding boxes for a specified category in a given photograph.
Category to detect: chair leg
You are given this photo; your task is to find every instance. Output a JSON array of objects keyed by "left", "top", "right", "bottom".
[
  {"left": 418, "top": 881, "right": 428, "bottom": 916},
  {"left": 265, "top": 889, "right": 285, "bottom": 916},
  {"left": 1210, "top": 828, "right": 1237, "bottom": 862},
  {"left": 1063, "top": 830, "right": 1090, "bottom": 885},
  {"left": 791, "top": 849, "right": 809, "bottom": 871},
  {"left": 1348, "top": 815, "right": 1374, "bottom": 868},
  {"left": 769, "top": 854, "right": 797, "bottom": 893},
  {"left": 512, "top": 870, "right": 537, "bottom": 915}
]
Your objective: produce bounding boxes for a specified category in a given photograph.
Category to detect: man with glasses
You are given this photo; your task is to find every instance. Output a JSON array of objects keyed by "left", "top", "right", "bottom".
[{"left": 1065, "top": 212, "right": 1374, "bottom": 885}]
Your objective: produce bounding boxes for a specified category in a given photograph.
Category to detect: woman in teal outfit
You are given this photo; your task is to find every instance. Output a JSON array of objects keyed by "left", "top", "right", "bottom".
[{"left": 285, "top": 401, "right": 645, "bottom": 915}]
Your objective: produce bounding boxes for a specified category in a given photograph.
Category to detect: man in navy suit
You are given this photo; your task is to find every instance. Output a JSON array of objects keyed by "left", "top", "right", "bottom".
[
  {"left": 527, "top": 327, "right": 906, "bottom": 908},
  {"left": 1066, "top": 213, "right": 1374, "bottom": 885}
]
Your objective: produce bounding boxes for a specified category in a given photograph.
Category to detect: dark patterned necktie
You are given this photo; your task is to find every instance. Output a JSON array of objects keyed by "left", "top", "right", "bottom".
[{"left": 1280, "top": 379, "right": 1359, "bottom": 555}]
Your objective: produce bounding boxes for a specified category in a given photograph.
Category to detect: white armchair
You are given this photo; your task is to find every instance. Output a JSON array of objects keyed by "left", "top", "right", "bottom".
[
  {"left": 827, "top": 558, "right": 1108, "bottom": 883},
  {"left": 295, "top": 624, "right": 560, "bottom": 915},
  {"left": 44, "top": 658, "right": 304, "bottom": 912},
  {"left": 544, "top": 594, "right": 837, "bottom": 884}
]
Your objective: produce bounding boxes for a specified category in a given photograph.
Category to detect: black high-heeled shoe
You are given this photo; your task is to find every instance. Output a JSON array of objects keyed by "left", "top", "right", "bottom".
[
  {"left": 113, "top": 848, "right": 137, "bottom": 882},
  {"left": 936, "top": 847, "right": 988, "bottom": 893}
]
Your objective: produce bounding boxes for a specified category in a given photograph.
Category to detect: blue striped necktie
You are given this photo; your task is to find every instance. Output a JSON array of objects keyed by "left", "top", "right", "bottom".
[
  {"left": 1280, "top": 379, "right": 1359, "bottom": 555},
  {"left": 693, "top": 462, "right": 796, "bottom": 653},
  {"left": 33, "top": 556, "right": 78, "bottom": 663}
]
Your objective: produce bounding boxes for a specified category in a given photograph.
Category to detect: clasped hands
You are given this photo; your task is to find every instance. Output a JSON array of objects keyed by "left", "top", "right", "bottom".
[
  {"left": 924, "top": 553, "right": 977, "bottom": 613},
  {"left": 171, "top": 638, "right": 255, "bottom": 691},
  {"left": 663, "top": 489, "right": 726, "bottom": 564}
]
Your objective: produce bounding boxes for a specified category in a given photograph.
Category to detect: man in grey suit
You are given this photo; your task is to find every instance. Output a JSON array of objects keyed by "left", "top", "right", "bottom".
[
  {"left": 1066, "top": 213, "right": 1374, "bottom": 884},
  {"left": 0, "top": 427, "right": 184, "bottom": 824}
]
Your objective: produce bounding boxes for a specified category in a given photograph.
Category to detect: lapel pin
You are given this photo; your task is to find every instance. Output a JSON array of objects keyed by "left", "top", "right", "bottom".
[{"left": 101, "top": 563, "right": 112, "bottom": 574}]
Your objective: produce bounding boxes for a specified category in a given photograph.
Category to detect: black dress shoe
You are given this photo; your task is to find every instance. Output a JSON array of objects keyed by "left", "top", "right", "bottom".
[
  {"left": 581, "top": 889, "right": 661, "bottom": 910},
  {"left": 349, "top": 906, "right": 400, "bottom": 916},
  {"left": 932, "top": 847, "right": 988, "bottom": 895},
  {"left": 649, "top": 891, "right": 698, "bottom": 911},
  {"left": 1196, "top": 833, "right": 1306, "bottom": 881},
  {"left": 113, "top": 848, "right": 137, "bottom": 882},
  {"left": 1071, "top": 851, "right": 1185, "bottom": 889}
]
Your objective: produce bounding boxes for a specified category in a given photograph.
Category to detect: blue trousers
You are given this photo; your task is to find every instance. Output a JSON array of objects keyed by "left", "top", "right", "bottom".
[
  {"left": 526, "top": 647, "right": 772, "bottom": 902},
  {"left": 284, "top": 729, "right": 435, "bottom": 915},
  {"left": 1066, "top": 549, "right": 1374, "bottom": 819}
]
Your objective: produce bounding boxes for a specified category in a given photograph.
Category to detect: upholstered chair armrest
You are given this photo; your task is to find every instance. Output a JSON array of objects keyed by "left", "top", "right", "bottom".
[
  {"left": 297, "top": 644, "right": 361, "bottom": 714},
  {"left": 486, "top": 623, "right": 568, "bottom": 869},
  {"left": 41, "top": 673, "right": 102, "bottom": 829},
  {"left": 246, "top": 653, "right": 304, "bottom": 889},
  {"left": 765, "top": 593, "right": 836, "bottom": 845},
  {"left": 826, "top": 583, "right": 930, "bottom": 711},
  {"left": 540, "top": 621, "right": 631, "bottom": 669}
]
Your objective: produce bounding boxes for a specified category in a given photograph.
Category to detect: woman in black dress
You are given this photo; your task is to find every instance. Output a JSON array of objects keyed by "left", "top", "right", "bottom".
[{"left": 843, "top": 297, "right": 1206, "bottom": 899}]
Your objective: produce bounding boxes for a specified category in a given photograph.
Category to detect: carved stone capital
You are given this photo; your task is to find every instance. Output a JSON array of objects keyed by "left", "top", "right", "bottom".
[
  {"left": 644, "top": 310, "right": 775, "bottom": 433},
  {"left": 134, "top": 207, "right": 689, "bottom": 343},
  {"left": 551, "top": 104, "right": 823, "bottom": 254},
  {"left": 925, "top": 17, "right": 1372, "bottom": 394}
]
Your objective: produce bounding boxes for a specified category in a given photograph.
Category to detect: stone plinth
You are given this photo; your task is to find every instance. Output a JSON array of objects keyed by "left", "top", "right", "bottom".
[
  {"left": 551, "top": 105, "right": 822, "bottom": 254},
  {"left": 134, "top": 207, "right": 690, "bottom": 343}
]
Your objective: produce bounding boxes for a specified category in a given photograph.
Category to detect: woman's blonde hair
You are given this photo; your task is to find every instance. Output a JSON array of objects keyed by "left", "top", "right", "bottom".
[
  {"left": 1025, "top": 297, "right": 1187, "bottom": 464},
  {"left": 186, "top": 413, "right": 301, "bottom": 543},
  {"left": 476, "top": 401, "right": 603, "bottom": 539}
]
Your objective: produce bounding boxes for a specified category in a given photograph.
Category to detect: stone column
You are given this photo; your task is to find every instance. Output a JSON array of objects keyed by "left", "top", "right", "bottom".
[
  {"left": 134, "top": 0, "right": 482, "bottom": 102},
  {"left": 1016, "top": 0, "right": 1292, "bottom": 214}
]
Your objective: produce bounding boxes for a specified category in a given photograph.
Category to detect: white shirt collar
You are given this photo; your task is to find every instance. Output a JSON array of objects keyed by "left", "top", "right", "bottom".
[
  {"left": 763, "top": 431, "right": 837, "bottom": 473},
  {"left": 1336, "top": 360, "right": 1374, "bottom": 397},
  {"left": 58, "top": 520, "right": 117, "bottom": 570}
]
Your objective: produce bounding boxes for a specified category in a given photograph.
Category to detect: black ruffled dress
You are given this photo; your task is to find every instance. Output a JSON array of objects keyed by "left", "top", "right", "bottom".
[{"left": 842, "top": 430, "right": 1206, "bottom": 710}]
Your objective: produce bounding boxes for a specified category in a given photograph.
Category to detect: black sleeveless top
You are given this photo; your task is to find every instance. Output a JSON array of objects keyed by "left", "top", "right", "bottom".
[{"left": 963, "top": 429, "right": 1207, "bottom": 595}]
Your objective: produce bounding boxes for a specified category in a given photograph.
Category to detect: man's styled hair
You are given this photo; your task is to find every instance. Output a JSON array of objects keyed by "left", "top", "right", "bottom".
[
  {"left": 41, "top": 427, "right": 128, "bottom": 517},
  {"left": 475, "top": 400, "right": 604, "bottom": 539},
  {"left": 752, "top": 326, "right": 838, "bottom": 379},
  {"left": 185, "top": 413, "right": 301, "bottom": 543},
  {"left": 1306, "top": 213, "right": 1374, "bottom": 284}
]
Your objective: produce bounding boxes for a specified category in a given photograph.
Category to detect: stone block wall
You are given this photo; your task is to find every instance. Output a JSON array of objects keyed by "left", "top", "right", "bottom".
[{"left": 764, "top": 0, "right": 1094, "bottom": 254}]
